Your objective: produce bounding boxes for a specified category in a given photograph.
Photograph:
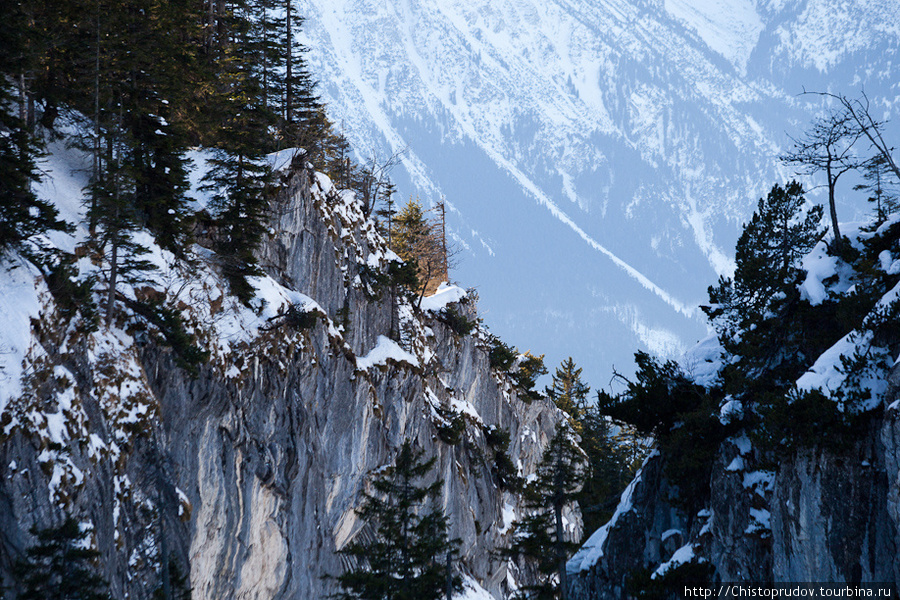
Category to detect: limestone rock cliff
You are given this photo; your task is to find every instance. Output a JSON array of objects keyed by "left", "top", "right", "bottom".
[
  {"left": 0, "top": 159, "right": 570, "bottom": 599},
  {"left": 568, "top": 380, "right": 900, "bottom": 598}
]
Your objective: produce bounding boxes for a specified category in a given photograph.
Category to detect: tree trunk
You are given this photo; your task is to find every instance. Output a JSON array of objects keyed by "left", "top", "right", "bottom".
[
  {"left": 91, "top": 2, "right": 101, "bottom": 236},
  {"left": 445, "top": 550, "right": 453, "bottom": 600},
  {"left": 555, "top": 502, "right": 568, "bottom": 600},
  {"left": 18, "top": 73, "right": 27, "bottom": 124},
  {"left": 285, "top": 0, "right": 293, "bottom": 125},
  {"left": 827, "top": 162, "right": 842, "bottom": 255},
  {"left": 106, "top": 230, "right": 119, "bottom": 326},
  {"left": 438, "top": 200, "right": 448, "bottom": 280}
]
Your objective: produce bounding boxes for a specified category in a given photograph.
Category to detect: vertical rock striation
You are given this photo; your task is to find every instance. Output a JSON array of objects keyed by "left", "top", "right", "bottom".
[
  {"left": 0, "top": 163, "right": 570, "bottom": 599},
  {"left": 569, "top": 398, "right": 900, "bottom": 598}
]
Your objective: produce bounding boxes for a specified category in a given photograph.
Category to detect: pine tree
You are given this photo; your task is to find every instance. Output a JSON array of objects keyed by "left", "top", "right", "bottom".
[
  {"left": 265, "top": 0, "right": 327, "bottom": 154},
  {"left": 705, "top": 181, "right": 824, "bottom": 332},
  {"left": 13, "top": 517, "right": 111, "bottom": 600},
  {"left": 375, "top": 180, "right": 399, "bottom": 244},
  {"left": 153, "top": 558, "right": 192, "bottom": 600},
  {"left": 505, "top": 424, "right": 586, "bottom": 600},
  {"left": 703, "top": 182, "right": 824, "bottom": 389},
  {"left": 544, "top": 359, "right": 636, "bottom": 534},
  {"left": 574, "top": 403, "right": 634, "bottom": 536},
  {"left": 545, "top": 357, "right": 590, "bottom": 430},
  {"left": 855, "top": 153, "right": 899, "bottom": 224},
  {"left": 117, "top": 0, "right": 203, "bottom": 252},
  {"left": 199, "top": 0, "right": 276, "bottom": 303},
  {"left": 333, "top": 440, "right": 461, "bottom": 600},
  {"left": 0, "top": 1, "right": 70, "bottom": 253}
]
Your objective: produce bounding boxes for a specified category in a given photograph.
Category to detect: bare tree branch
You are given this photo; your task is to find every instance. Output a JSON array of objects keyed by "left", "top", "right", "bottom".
[
  {"left": 802, "top": 90, "right": 900, "bottom": 183},
  {"left": 781, "top": 105, "right": 864, "bottom": 253}
]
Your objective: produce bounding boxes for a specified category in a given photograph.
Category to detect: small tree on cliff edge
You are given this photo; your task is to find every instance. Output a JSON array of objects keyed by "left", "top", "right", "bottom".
[
  {"left": 545, "top": 357, "right": 590, "bottom": 431},
  {"left": 332, "top": 440, "right": 461, "bottom": 600}
]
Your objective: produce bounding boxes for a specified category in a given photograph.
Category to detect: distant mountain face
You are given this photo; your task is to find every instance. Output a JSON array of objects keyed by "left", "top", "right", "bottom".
[{"left": 298, "top": 0, "right": 900, "bottom": 384}]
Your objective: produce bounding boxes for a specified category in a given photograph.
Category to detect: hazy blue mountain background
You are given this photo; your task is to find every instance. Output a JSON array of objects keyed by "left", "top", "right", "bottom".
[{"left": 297, "top": 0, "right": 900, "bottom": 386}]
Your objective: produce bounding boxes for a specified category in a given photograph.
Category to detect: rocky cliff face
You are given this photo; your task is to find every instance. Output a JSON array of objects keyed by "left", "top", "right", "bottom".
[
  {"left": 568, "top": 382, "right": 900, "bottom": 597},
  {"left": 0, "top": 160, "right": 569, "bottom": 599}
]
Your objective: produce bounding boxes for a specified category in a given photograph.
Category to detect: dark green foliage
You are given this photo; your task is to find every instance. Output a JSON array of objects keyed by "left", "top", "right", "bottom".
[
  {"left": 488, "top": 336, "right": 517, "bottom": 370},
  {"left": 438, "top": 306, "right": 476, "bottom": 337},
  {"left": 285, "top": 307, "right": 320, "bottom": 330},
  {"left": 484, "top": 426, "right": 522, "bottom": 491},
  {"left": 625, "top": 558, "right": 715, "bottom": 600},
  {"left": 0, "top": 113, "right": 69, "bottom": 251},
  {"left": 152, "top": 558, "right": 192, "bottom": 600},
  {"left": 197, "top": 0, "right": 280, "bottom": 304},
  {"left": 201, "top": 145, "right": 272, "bottom": 305},
  {"left": 851, "top": 219, "right": 900, "bottom": 312},
  {"left": 704, "top": 181, "right": 823, "bottom": 379},
  {"left": 755, "top": 388, "right": 873, "bottom": 454},
  {"left": 333, "top": 440, "right": 461, "bottom": 600},
  {"left": 598, "top": 353, "right": 726, "bottom": 510},
  {"left": 0, "top": 0, "right": 343, "bottom": 310},
  {"left": 374, "top": 180, "right": 399, "bottom": 241},
  {"left": 13, "top": 517, "right": 111, "bottom": 600},
  {"left": 357, "top": 260, "right": 419, "bottom": 301},
  {"left": 504, "top": 424, "right": 586, "bottom": 599},
  {"left": 545, "top": 357, "right": 634, "bottom": 532},
  {"left": 701, "top": 182, "right": 841, "bottom": 439},
  {"left": 389, "top": 260, "right": 420, "bottom": 295},
  {"left": 485, "top": 336, "right": 546, "bottom": 401},
  {"left": 855, "top": 153, "right": 899, "bottom": 224},
  {"left": 512, "top": 352, "right": 547, "bottom": 402},
  {"left": 122, "top": 296, "right": 210, "bottom": 374},
  {"left": 40, "top": 250, "right": 99, "bottom": 328},
  {"left": 575, "top": 403, "right": 633, "bottom": 535},
  {"left": 705, "top": 181, "right": 824, "bottom": 331},
  {"left": 434, "top": 408, "right": 465, "bottom": 445},
  {"left": 0, "top": 7, "right": 70, "bottom": 253},
  {"left": 263, "top": 303, "right": 320, "bottom": 331},
  {"left": 599, "top": 352, "right": 712, "bottom": 436}
]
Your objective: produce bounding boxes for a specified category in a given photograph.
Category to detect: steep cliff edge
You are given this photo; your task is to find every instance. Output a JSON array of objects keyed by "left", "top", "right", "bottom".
[
  {"left": 568, "top": 404, "right": 900, "bottom": 596},
  {"left": 0, "top": 153, "right": 571, "bottom": 599},
  {"left": 568, "top": 216, "right": 900, "bottom": 596}
]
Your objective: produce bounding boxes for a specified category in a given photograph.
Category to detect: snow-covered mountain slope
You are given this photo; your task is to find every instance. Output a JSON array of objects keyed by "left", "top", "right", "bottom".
[{"left": 298, "top": 0, "right": 900, "bottom": 383}]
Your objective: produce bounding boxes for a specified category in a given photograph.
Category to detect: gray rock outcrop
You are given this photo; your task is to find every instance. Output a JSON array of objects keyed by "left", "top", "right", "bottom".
[
  {"left": 568, "top": 398, "right": 900, "bottom": 598},
  {"left": 0, "top": 163, "right": 570, "bottom": 599}
]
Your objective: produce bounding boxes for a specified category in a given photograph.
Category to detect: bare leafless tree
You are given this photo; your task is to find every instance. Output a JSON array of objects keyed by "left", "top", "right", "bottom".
[
  {"left": 781, "top": 107, "right": 863, "bottom": 254},
  {"left": 359, "top": 147, "right": 407, "bottom": 218},
  {"left": 805, "top": 90, "right": 900, "bottom": 183}
]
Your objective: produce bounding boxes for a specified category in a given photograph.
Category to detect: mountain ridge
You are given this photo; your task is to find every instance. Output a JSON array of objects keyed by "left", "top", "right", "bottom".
[{"left": 298, "top": 0, "right": 900, "bottom": 383}]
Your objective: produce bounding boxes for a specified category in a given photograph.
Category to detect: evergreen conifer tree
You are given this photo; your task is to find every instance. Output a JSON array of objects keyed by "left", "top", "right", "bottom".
[
  {"left": 0, "top": 2, "right": 70, "bottom": 253},
  {"left": 505, "top": 424, "right": 586, "bottom": 600},
  {"left": 198, "top": 0, "right": 275, "bottom": 303},
  {"left": 574, "top": 402, "right": 634, "bottom": 535},
  {"left": 116, "top": 0, "right": 203, "bottom": 252},
  {"left": 13, "top": 517, "right": 111, "bottom": 600},
  {"left": 333, "top": 440, "right": 461, "bottom": 600},
  {"left": 702, "top": 182, "right": 826, "bottom": 436},
  {"left": 153, "top": 558, "right": 192, "bottom": 600},
  {"left": 705, "top": 181, "right": 824, "bottom": 337},
  {"left": 855, "top": 153, "right": 899, "bottom": 224},
  {"left": 545, "top": 357, "right": 590, "bottom": 431}
]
